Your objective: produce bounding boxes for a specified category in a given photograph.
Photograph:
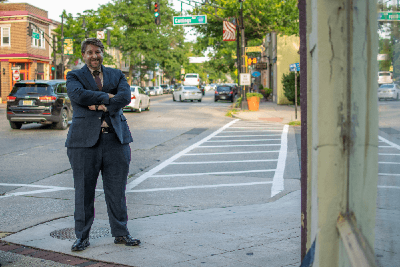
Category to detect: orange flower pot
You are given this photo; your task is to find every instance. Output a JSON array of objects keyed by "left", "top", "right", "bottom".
[{"left": 247, "top": 96, "right": 260, "bottom": 111}]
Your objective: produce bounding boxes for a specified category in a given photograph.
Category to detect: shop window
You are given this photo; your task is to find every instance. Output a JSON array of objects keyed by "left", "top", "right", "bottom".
[{"left": 1, "top": 27, "right": 10, "bottom": 46}]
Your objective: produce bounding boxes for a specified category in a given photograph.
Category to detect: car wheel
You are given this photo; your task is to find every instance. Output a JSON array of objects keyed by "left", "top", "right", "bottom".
[
  {"left": 378, "top": 98, "right": 382, "bottom": 101},
  {"left": 137, "top": 102, "right": 142, "bottom": 113},
  {"left": 55, "top": 109, "right": 68, "bottom": 130},
  {"left": 173, "top": 95, "right": 176, "bottom": 101},
  {"left": 180, "top": 95, "right": 183, "bottom": 102},
  {"left": 10, "top": 121, "right": 22, "bottom": 129},
  {"left": 145, "top": 101, "right": 150, "bottom": 111},
  {"left": 214, "top": 98, "right": 218, "bottom": 102},
  {"left": 198, "top": 99, "right": 202, "bottom": 102},
  {"left": 191, "top": 100, "right": 193, "bottom": 102}
]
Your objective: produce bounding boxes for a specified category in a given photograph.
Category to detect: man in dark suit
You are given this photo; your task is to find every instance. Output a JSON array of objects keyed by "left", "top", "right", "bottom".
[{"left": 66, "top": 38, "right": 140, "bottom": 251}]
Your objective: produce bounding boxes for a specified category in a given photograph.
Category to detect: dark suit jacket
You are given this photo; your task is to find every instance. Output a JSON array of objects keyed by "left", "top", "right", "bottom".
[{"left": 65, "top": 65, "right": 133, "bottom": 147}]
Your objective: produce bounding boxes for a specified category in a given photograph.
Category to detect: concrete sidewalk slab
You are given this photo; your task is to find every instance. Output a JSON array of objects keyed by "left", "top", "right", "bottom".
[{"left": 3, "top": 190, "right": 301, "bottom": 267}]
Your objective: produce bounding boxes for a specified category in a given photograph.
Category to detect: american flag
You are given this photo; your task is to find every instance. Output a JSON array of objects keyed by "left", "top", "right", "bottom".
[{"left": 223, "top": 21, "right": 236, "bottom": 41}]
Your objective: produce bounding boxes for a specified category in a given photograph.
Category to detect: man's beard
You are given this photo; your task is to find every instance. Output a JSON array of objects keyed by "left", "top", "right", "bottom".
[{"left": 89, "top": 59, "right": 101, "bottom": 69}]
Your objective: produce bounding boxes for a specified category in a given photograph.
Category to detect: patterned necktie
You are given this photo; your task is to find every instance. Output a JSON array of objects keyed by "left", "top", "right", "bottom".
[{"left": 93, "top": 70, "right": 102, "bottom": 91}]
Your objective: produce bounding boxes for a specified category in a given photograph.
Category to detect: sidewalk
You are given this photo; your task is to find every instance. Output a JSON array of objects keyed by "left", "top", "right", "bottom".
[
  {"left": 231, "top": 100, "right": 301, "bottom": 124},
  {"left": 0, "top": 101, "right": 302, "bottom": 267}
]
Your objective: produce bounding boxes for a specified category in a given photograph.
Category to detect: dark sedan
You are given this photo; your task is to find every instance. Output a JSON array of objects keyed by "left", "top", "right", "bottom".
[{"left": 215, "top": 85, "right": 235, "bottom": 102}]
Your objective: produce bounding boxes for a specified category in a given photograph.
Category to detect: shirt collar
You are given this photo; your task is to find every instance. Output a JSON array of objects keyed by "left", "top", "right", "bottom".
[{"left": 88, "top": 66, "right": 101, "bottom": 74}]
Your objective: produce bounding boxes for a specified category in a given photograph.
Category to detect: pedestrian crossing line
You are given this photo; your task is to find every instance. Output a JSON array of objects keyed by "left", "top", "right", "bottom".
[
  {"left": 379, "top": 162, "right": 400, "bottom": 164},
  {"left": 126, "top": 181, "right": 273, "bottom": 193},
  {"left": 214, "top": 134, "right": 281, "bottom": 138},
  {"left": 222, "top": 130, "right": 283, "bottom": 133},
  {"left": 125, "top": 119, "right": 241, "bottom": 191},
  {"left": 271, "top": 125, "right": 290, "bottom": 197},
  {"left": 205, "top": 139, "right": 281, "bottom": 142},
  {"left": 379, "top": 146, "right": 395, "bottom": 148},
  {"left": 378, "top": 185, "right": 400, "bottom": 190},
  {"left": 151, "top": 169, "right": 277, "bottom": 178},
  {"left": 378, "top": 173, "right": 400, "bottom": 176},
  {"left": 378, "top": 136, "right": 400, "bottom": 150},
  {"left": 183, "top": 150, "right": 280, "bottom": 156},
  {"left": 379, "top": 153, "right": 400, "bottom": 156},
  {"left": 170, "top": 159, "right": 278, "bottom": 165},
  {"left": 199, "top": 144, "right": 281, "bottom": 148},
  {"left": 228, "top": 127, "right": 284, "bottom": 129}
]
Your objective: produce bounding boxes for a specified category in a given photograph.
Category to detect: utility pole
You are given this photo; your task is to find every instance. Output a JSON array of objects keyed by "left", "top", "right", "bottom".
[
  {"left": 239, "top": 0, "right": 248, "bottom": 109},
  {"left": 53, "top": 35, "right": 57, "bottom": 80},
  {"left": 236, "top": 17, "right": 240, "bottom": 94},
  {"left": 61, "top": 13, "right": 64, "bottom": 80}
]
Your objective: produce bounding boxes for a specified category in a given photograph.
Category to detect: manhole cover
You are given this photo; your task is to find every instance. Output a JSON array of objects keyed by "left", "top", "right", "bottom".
[{"left": 50, "top": 227, "right": 110, "bottom": 240}]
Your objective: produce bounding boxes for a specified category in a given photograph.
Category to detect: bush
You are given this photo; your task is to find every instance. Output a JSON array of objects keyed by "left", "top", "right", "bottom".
[
  {"left": 282, "top": 72, "right": 300, "bottom": 105},
  {"left": 246, "top": 92, "right": 264, "bottom": 101},
  {"left": 235, "top": 96, "right": 243, "bottom": 108},
  {"left": 260, "top": 87, "right": 272, "bottom": 99}
]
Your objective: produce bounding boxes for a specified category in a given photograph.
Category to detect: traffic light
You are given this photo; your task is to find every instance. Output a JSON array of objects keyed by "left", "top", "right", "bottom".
[
  {"left": 154, "top": 2, "right": 161, "bottom": 25},
  {"left": 26, "top": 23, "right": 32, "bottom": 36}
]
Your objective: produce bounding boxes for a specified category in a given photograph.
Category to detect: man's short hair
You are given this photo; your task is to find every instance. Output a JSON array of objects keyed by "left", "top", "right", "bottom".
[{"left": 81, "top": 38, "right": 105, "bottom": 54}]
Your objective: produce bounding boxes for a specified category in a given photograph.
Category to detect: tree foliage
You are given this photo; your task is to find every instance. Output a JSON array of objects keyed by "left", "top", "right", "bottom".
[{"left": 282, "top": 71, "right": 300, "bottom": 105}]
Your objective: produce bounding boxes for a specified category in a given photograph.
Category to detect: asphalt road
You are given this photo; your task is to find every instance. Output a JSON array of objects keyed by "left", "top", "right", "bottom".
[{"left": 0, "top": 90, "right": 301, "bottom": 234}]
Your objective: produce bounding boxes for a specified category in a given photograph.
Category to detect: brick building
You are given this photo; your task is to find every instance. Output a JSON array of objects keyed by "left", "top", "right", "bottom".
[{"left": 0, "top": 3, "right": 59, "bottom": 102}]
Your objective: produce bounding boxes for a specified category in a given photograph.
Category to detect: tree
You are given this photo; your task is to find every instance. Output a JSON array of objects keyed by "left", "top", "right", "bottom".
[{"left": 282, "top": 71, "right": 300, "bottom": 105}]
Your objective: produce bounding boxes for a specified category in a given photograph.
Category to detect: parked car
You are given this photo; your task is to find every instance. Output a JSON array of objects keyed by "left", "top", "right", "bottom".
[
  {"left": 142, "top": 87, "right": 150, "bottom": 95},
  {"left": 148, "top": 87, "right": 157, "bottom": 96},
  {"left": 169, "top": 85, "right": 175, "bottom": 93},
  {"left": 183, "top": 73, "right": 201, "bottom": 87},
  {"left": 215, "top": 85, "right": 235, "bottom": 102},
  {"left": 124, "top": 86, "right": 150, "bottom": 112},
  {"left": 153, "top": 86, "right": 163, "bottom": 95},
  {"left": 378, "top": 71, "right": 393, "bottom": 86},
  {"left": 161, "top": 84, "right": 170, "bottom": 94},
  {"left": 6, "top": 80, "right": 72, "bottom": 130},
  {"left": 378, "top": 83, "right": 400, "bottom": 101},
  {"left": 172, "top": 86, "right": 202, "bottom": 102}
]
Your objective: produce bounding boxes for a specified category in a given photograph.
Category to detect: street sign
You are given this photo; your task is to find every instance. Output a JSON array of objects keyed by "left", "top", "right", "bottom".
[
  {"left": 240, "top": 73, "right": 251, "bottom": 86},
  {"left": 13, "top": 70, "right": 20, "bottom": 82},
  {"left": 97, "top": 31, "right": 105, "bottom": 39},
  {"left": 173, "top": 15, "right": 207, "bottom": 26},
  {"left": 64, "top": 38, "right": 73, "bottom": 55},
  {"left": 245, "top": 46, "right": 265, "bottom": 53},
  {"left": 252, "top": 71, "right": 261, "bottom": 77},
  {"left": 32, "top": 32, "right": 40, "bottom": 40},
  {"left": 378, "top": 12, "right": 400, "bottom": 21},
  {"left": 290, "top": 63, "right": 300, "bottom": 72},
  {"left": 256, "top": 63, "right": 267, "bottom": 69}
]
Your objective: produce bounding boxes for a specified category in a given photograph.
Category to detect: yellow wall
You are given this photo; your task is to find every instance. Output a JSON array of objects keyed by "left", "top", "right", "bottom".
[{"left": 276, "top": 35, "right": 300, "bottom": 105}]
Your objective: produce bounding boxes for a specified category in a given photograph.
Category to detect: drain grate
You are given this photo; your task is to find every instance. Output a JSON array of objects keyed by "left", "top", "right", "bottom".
[{"left": 50, "top": 227, "right": 110, "bottom": 240}]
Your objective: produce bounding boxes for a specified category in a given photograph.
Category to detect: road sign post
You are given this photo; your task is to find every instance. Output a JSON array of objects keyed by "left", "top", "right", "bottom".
[
  {"left": 173, "top": 15, "right": 207, "bottom": 26},
  {"left": 289, "top": 63, "right": 300, "bottom": 120}
]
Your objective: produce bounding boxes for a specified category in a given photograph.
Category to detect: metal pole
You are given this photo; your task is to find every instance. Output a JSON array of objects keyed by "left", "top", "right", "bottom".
[
  {"left": 53, "top": 35, "right": 57, "bottom": 80},
  {"left": 61, "top": 13, "right": 64, "bottom": 80},
  {"left": 240, "top": 2, "right": 248, "bottom": 110},
  {"left": 295, "top": 69, "right": 297, "bottom": 120},
  {"left": 236, "top": 17, "right": 240, "bottom": 99}
]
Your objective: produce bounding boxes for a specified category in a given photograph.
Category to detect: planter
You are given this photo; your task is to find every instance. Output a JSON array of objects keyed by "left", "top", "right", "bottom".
[{"left": 247, "top": 96, "right": 260, "bottom": 111}]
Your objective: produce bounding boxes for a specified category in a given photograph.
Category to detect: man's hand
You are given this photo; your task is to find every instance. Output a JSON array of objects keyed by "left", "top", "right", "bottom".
[
  {"left": 88, "top": 105, "right": 107, "bottom": 112},
  {"left": 108, "top": 93, "right": 115, "bottom": 98}
]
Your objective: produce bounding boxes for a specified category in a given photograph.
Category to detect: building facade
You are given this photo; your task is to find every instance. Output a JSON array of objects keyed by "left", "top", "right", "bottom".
[{"left": 0, "top": 3, "right": 59, "bottom": 102}]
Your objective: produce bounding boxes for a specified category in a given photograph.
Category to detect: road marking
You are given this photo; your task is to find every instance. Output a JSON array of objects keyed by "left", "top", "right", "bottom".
[
  {"left": 214, "top": 134, "right": 281, "bottom": 138},
  {"left": 379, "top": 136, "right": 400, "bottom": 150},
  {"left": 170, "top": 159, "right": 278, "bottom": 164},
  {"left": 379, "top": 162, "right": 400, "bottom": 164},
  {"left": 151, "top": 169, "right": 276, "bottom": 177},
  {"left": 127, "top": 182, "right": 273, "bottom": 193},
  {"left": 205, "top": 139, "right": 281, "bottom": 142},
  {"left": 379, "top": 146, "right": 394, "bottom": 148},
  {"left": 223, "top": 130, "right": 283, "bottom": 133},
  {"left": 378, "top": 173, "right": 400, "bottom": 176},
  {"left": 378, "top": 185, "right": 400, "bottom": 190},
  {"left": 228, "top": 127, "right": 283, "bottom": 129},
  {"left": 271, "top": 125, "right": 289, "bottom": 197},
  {"left": 126, "top": 119, "right": 240, "bottom": 191},
  {"left": 199, "top": 144, "right": 281, "bottom": 148},
  {"left": 379, "top": 153, "right": 400, "bottom": 156},
  {"left": 183, "top": 151, "right": 280, "bottom": 156}
]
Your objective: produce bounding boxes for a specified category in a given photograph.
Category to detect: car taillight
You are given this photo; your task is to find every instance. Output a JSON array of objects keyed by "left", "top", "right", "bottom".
[
  {"left": 38, "top": 96, "right": 57, "bottom": 103},
  {"left": 7, "top": 96, "right": 16, "bottom": 102},
  {"left": 229, "top": 91, "right": 233, "bottom": 94},
  {"left": 131, "top": 95, "right": 136, "bottom": 99},
  {"left": 215, "top": 91, "right": 218, "bottom": 94},
  {"left": 198, "top": 78, "right": 199, "bottom": 82}
]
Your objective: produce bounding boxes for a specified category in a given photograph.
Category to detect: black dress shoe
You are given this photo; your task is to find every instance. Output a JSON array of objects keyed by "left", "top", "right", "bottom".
[
  {"left": 71, "top": 238, "right": 90, "bottom": 251},
  {"left": 114, "top": 234, "right": 141, "bottom": 246}
]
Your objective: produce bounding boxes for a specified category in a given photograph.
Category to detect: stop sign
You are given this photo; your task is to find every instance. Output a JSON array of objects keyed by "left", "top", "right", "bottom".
[{"left": 13, "top": 70, "right": 20, "bottom": 81}]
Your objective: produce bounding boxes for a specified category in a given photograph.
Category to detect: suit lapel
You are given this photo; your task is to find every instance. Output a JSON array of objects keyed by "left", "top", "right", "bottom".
[
  {"left": 101, "top": 65, "right": 109, "bottom": 92},
  {"left": 82, "top": 65, "right": 99, "bottom": 91}
]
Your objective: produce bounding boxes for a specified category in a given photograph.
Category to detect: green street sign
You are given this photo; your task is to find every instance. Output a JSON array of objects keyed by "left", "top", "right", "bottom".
[
  {"left": 378, "top": 12, "right": 400, "bottom": 21},
  {"left": 173, "top": 15, "right": 207, "bottom": 26},
  {"left": 32, "top": 32, "right": 40, "bottom": 40}
]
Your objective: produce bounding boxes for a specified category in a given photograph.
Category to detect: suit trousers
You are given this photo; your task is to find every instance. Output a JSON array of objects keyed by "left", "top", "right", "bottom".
[{"left": 67, "top": 132, "right": 131, "bottom": 239}]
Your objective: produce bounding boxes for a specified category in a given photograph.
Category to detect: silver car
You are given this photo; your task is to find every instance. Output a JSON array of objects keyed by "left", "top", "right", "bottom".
[
  {"left": 124, "top": 86, "right": 150, "bottom": 112},
  {"left": 378, "top": 83, "right": 400, "bottom": 101},
  {"left": 172, "top": 86, "right": 202, "bottom": 102}
]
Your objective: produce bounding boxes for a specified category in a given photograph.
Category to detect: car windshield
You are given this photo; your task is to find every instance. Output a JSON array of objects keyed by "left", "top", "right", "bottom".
[
  {"left": 185, "top": 75, "right": 198, "bottom": 78},
  {"left": 217, "top": 86, "right": 231, "bottom": 92},
  {"left": 379, "top": 73, "right": 391, "bottom": 76},
  {"left": 149, "top": 87, "right": 155, "bottom": 90},
  {"left": 161, "top": 85, "right": 168, "bottom": 88},
  {"left": 183, "top": 86, "right": 198, "bottom": 90},
  {"left": 379, "top": 84, "right": 395, "bottom": 89},
  {"left": 10, "top": 84, "right": 52, "bottom": 96}
]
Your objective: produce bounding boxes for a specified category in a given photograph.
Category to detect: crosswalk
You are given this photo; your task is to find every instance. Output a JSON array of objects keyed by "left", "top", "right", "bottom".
[{"left": 126, "top": 119, "right": 289, "bottom": 198}]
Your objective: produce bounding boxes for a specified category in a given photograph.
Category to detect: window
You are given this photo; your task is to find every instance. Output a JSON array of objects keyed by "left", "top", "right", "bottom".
[
  {"left": 1, "top": 27, "right": 10, "bottom": 46},
  {"left": 32, "top": 29, "right": 45, "bottom": 48}
]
